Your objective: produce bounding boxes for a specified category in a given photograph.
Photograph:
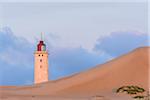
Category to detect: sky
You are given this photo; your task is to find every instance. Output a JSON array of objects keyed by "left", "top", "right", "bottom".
[
  {"left": 0, "top": 2, "right": 149, "bottom": 85},
  {"left": 0, "top": 0, "right": 148, "bottom": 3}
]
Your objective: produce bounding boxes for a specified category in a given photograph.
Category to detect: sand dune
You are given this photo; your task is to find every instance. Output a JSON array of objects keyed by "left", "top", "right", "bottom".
[{"left": 0, "top": 47, "right": 149, "bottom": 100}]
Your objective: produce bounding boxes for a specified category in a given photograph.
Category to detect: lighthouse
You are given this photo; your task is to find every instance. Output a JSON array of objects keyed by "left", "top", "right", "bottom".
[{"left": 34, "top": 34, "right": 49, "bottom": 84}]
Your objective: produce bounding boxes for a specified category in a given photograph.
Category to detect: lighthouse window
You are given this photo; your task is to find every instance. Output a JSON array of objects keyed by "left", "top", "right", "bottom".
[
  {"left": 40, "top": 59, "right": 42, "bottom": 62},
  {"left": 40, "top": 65, "right": 42, "bottom": 68}
]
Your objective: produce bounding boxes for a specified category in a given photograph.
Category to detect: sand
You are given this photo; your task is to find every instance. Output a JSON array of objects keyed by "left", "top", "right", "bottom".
[{"left": 0, "top": 47, "right": 149, "bottom": 100}]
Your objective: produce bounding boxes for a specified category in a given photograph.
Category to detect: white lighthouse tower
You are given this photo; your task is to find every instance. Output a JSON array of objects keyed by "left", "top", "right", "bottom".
[{"left": 34, "top": 34, "right": 49, "bottom": 84}]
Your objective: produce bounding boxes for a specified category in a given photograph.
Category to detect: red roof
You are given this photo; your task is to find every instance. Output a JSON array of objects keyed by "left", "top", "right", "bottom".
[{"left": 37, "top": 40, "right": 46, "bottom": 51}]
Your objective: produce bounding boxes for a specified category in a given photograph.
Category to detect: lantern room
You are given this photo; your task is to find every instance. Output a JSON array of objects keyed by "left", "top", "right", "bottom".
[{"left": 37, "top": 40, "right": 46, "bottom": 51}]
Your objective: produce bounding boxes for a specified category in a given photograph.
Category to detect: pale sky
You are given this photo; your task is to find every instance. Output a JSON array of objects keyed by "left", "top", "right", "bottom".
[
  {"left": 0, "top": 0, "right": 148, "bottom": 3},
  {"left": 0, "top": 2, "right": 148, "bottom": 51}
]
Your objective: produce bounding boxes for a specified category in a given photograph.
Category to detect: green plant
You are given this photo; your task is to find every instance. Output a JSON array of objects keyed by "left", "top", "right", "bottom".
[{"left": 116, "top": 85, "right": 149, "bottom": 100}]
